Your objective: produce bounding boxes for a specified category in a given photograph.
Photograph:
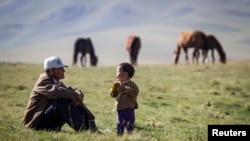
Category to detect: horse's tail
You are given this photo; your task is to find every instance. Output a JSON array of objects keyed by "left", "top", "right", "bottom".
[{"left": 87, "top": 38, "right": 95, "bottom": 56}]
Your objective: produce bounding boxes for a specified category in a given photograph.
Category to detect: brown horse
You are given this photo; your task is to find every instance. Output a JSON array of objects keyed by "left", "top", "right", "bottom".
[
  {"left": 203, "top": 34, "right": 226, "bottom": 64},
  {"left": 126, "top": 35, "right": 141, "bottom": 66},
  {"left": 174, "top": 30, "right": 208, "bottom": 65},
  {"left": 73, "top": 37, "right": 98, "bottom": 67}
]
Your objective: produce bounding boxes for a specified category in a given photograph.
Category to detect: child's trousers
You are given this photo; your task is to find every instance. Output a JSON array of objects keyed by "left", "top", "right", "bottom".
[{"left": 116, "top": 108, "right": 135, "bottom": 135}]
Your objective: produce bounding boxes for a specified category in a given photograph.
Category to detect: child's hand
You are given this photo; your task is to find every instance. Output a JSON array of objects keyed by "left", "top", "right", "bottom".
[
  {"left": 119, "top": 85, "right": 125, "bottom": 92},
  {"left": 120, "top": 85, "right": 130, "bottom": 93}
]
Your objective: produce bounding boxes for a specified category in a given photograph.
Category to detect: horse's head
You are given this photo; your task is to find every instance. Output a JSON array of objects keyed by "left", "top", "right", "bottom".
[
  {"left": 173, "top": 51, "right": 179, "bottom": 65},
  {"left": 90, "top": 55, "right": 98, "bottom": 66},
  {"left": 173, "top": 44, "right": 181, "bottom": 65},
  {"left": 220, "top": 52, "right": 226, "bottom": 64}
]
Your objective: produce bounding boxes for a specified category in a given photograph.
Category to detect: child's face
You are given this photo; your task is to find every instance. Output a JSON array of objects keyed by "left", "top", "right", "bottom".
[{"left": 116, "top": 65, "right": 128, "bottom": 82}]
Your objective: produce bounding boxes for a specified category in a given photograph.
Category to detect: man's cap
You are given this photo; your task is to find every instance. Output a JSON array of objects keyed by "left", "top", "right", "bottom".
[{"left": 44, "top": 56, "right": 68, "bottom": 70}]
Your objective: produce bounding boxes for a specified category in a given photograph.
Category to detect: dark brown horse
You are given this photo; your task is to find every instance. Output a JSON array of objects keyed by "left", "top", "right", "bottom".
[
  {"left": 73, "top": 38, "right": 98, "bottom": 67},
  {"left": 174, "top": 30, "right": 208, "bottom": 65},
  {"left": 126, "top": 35, "right": 141, "bottom": 66},
  {"left": 203, "top": 34, "right": 226, "bottom": 64}
]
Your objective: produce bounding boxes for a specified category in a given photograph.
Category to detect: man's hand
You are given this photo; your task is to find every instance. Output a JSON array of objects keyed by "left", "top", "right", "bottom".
[
  {"left": 75, "top": 89, "right": 84, "bottom": 102},
  {"left": 72, "top": 89, "right": 84, "bottom": 106}
]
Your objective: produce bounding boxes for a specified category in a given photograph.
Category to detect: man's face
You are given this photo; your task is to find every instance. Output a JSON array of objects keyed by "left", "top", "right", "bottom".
[{"left": 51, "top": 67, "right": 65, "bottom": 80}]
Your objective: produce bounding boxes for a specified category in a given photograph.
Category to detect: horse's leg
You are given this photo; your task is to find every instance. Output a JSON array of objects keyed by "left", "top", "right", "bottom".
[
  {"left": 80, "top": 54, "right": 86, "bottom": 67},
  {"left": 192, "top": 50, "right": 197, "bottom": 64},
  {"left": 134, "top": 50, "right": 139, "bottom": 66},
  {"left": 132, "top": 55, "right": 137, "bottom": 66},
  {"left": 129, "top": 53, "right": 134, "bottom": 65},
  {"left": 73, "top": 52, "right": 78, "bottom": 66},
  {"left": 80, "top": 54, "right": 83, "bottom": 67},
  {"left": 184, "top": 48, "right": 189, "bottom": 65},
  {"left": 135, "top": 56, "right": 138, "bottom": 66},
  {"left": 130, "top": 48, "right": 137, "bottom": 65},
  {"left": 85, "top": 56, "right": 87, "bottom": 66},
  {"left": 132, "top": 57, "right": 136, "bottom": 66},
  {"left": 211, "top": 48, "right": 215, "bottom": 64},
  {"left": 197, "top": 50, "right": 200, "bottom": 64},
  {"left": 202, "top": 50, "right": 208, "bottom": 65},
  {"left": 193, "top": 49, "right": 199, "bottom": 65}
]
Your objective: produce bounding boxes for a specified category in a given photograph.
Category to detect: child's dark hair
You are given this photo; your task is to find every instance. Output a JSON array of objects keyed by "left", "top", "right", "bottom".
[{"left": 119, "top": 62, "right": 135, "bottom": 78}]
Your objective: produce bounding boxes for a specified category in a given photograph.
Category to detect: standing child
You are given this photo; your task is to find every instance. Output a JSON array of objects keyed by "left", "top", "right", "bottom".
[{"left": 109, "top": 62, "right": 139, "bottom": 136}]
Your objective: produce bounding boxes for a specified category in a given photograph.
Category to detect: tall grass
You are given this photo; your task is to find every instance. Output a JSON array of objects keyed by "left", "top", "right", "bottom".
[{"left": 0, "top": 61, "right": 250, "bottom": 141}]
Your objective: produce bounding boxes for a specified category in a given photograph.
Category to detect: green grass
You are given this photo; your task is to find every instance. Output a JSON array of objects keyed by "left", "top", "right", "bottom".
[{"left": 0, "top": 61, "right": 250, "bottom": 141}]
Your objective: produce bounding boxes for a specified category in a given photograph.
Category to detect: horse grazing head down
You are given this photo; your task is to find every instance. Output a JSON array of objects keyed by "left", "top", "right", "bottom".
[
  {"left": 126, "top": 35, "right": 141, "bottom": 66},
  {"left": 73, "top": 37, "right": 98, "bottom": 67},
  {"left": 206, "top": 35, "right": 226, "bottom": 64}
]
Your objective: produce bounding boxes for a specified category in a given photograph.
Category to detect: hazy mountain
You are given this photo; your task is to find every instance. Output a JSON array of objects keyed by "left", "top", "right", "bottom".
[{"left": 0, "top": 0, "right": 250, "bottom": 66}]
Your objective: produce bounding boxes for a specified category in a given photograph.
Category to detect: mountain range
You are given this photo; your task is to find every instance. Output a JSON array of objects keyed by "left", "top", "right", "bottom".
[{"left": 0, "top": 0, "right": 250, "bottom": 66}]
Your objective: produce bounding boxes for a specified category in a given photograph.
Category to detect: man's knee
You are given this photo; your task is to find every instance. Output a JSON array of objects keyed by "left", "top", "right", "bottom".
[
  {"left": 57, "top": 98, "right": 71, "bottom": 104},
  {"left": 56, "top": 99, "right": 73, "bottom": 107}
]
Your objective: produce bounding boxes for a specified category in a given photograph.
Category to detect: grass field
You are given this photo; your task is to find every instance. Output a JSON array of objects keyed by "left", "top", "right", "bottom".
[{"left": 0, "top": 61, "right": 250, "bottom": 141}]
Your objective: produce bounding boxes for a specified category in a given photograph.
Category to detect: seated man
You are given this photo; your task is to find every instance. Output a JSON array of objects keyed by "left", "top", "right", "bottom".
[{"left": 22, "top": 56, "right": 98, "bottom": 132}]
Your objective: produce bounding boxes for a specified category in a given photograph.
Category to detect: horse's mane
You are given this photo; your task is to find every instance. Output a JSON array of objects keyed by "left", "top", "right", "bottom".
[{"left": 86, "top": 38, "right": 95, "bottom": 55}]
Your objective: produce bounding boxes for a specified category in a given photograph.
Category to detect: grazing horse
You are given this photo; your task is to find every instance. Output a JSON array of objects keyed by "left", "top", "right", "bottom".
[
  {"left": 174, "top": 30, "right": 208, "bottom": 65},
  {"left": 73, "top": 38, "right": 98, "bottom": 67},
  {"left": 203, "top": 35, "right": 226, "bottom": 64},
  {"left": 126, "top": 35, "right": 141, "bottom": 66}
]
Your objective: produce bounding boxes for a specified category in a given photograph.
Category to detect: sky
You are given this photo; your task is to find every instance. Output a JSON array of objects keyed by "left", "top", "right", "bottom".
[{"left": 0, "top": 0, "right": 250, "bottom": 66}]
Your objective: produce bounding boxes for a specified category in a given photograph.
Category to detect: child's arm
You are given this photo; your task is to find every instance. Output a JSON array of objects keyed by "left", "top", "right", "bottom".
[{"left": 120, "top": 82, "right": 139, "bottom": 96}]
